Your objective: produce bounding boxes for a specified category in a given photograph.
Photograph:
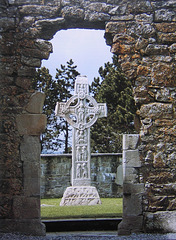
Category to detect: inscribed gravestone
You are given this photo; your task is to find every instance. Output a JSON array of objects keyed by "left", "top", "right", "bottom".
[{"left": 55, "top": 76, "right": 107, "bottom": 206}]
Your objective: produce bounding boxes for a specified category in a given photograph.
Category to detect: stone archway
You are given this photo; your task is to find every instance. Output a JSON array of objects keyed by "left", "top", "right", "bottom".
[{"left": 0, "top": 0, "right": 175, "bottom": 236}]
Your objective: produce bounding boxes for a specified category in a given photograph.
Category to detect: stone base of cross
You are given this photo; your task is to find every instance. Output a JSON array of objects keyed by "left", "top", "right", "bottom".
[
  {"left": 60, "top": 186, "right": 101, "bottom": 206},
  {"left": 55, "top": 76, "right": 107, "bottom": 206}
]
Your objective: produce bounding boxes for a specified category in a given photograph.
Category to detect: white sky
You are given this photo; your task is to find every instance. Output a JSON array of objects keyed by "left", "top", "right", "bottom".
[{"left": 42, "top": 29, "right": 112, "bottom": 83}]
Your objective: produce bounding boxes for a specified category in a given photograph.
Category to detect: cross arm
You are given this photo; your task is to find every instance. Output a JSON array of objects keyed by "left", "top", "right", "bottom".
[
  {"left": 97, "top": 103, "right": 107, "bottom": 118},
  {"left": 55, "top": 102, "right": 67, "bottom": 117}
]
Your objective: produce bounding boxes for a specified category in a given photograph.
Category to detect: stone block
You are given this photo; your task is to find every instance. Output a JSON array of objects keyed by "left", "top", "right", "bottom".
[
  {"left": 123, "top": 167, "right": 138, "bottom": 183},
  {"left": 144, "top": 44, "right": 169, "bottom": 55},
  {"left": 24, "top": 177, "right": 40, "bottom": 197},
  {"left": 21, "top": 56, "right": 41, "bottom": 67},
  {"left": 26, "top": 91, "right": 45, "bottom": 114},
  {"left": 140, "top": 103, "right": 173, "bottom": 120},
  {"left": 123, "top": 183, "right": 145, "bottom": 195},
  {"left": 123, "top": 134, "right": 139, "bottom": 150},
  {"left": 158, "top": 33, "right": 176, "bottom": 44},
  {"left": 123, "top": 193, "right": 143, "bottom": 216},
  {"left": 13, "top": 196, "right": 40, "bottom": 219},
  {"left": 20, "top": 136, "right": 41, "bottom": 163},
  {"left": 151, "top": 63, "right": 176, "bottom": 87},
  {"left": 60, "top": 186, "right": 101, "bottom": 206},
  {"left": 145, "top": 211, "right": 176, "bottom": 233},
  {"left": 154, "top": 9, "right": 175, "bottom": 22},
  {"left": 16, "top": 77, "right": 32, "bottom": 90},
  {"left": 19, "top": 5, "right": 61, "bottom": 18},
  {"left": 16, "top": 114, "right": 46, "bottom": 135},
  {"left": 118, "top": 216, "right": 143, "bottom": 235},
  {"left": 105, "top": 21, "right": 126, "bottom": 34},
  {"left": 124, "top": 149, "right": 141, "bottom": 167},
  {"left": 0, "top": 219, "right": 45, "bottom": 236},
  {"left": 23, "top": 161, "right": 40, "bottom": 179}
]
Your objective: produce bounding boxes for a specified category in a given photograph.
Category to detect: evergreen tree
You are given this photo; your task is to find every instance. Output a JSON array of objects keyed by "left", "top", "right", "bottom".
[
  {"left": 90, "top": 55, "right": 136, "bottom": 153},
  {"left": 55, "top": 59, "right": 80, "bottom": 153},
  {"left": 32, "top": 59, "right": 80, "bottom": 153}
]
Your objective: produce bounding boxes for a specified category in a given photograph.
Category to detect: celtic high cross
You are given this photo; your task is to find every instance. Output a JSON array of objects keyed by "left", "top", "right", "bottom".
[{"left": 55, "top": 76, "right": 107, "bottom": 206}]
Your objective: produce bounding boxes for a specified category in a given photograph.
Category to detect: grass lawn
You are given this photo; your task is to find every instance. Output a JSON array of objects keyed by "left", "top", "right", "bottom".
[{"left": 41, "top": 198, "right": 122, "bottom": 220}]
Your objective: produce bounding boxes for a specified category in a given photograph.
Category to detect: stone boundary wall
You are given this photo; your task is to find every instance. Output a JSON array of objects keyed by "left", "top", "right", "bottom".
[{"left": 40, "top": 153, "right": 123, "bottom": 198}]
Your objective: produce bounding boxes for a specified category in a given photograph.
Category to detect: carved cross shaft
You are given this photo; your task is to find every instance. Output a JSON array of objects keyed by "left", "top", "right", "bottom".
[{"left": 55, "top": 76, "right": 107, "bottom": 186}]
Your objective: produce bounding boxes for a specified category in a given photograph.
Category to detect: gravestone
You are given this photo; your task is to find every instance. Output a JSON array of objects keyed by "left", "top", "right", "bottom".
[{"left": 55, "top": 76, "right": 107, "bottom": 206}]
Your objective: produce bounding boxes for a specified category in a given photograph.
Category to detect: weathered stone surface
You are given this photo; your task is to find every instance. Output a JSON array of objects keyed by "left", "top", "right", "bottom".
[
  {"left": 20, "top": 136, "right": 41, "bottom": 162},
  {"left": 35, "top": 17, "right": 65, "bottom": 40},
  {"left": 123, "top": 193, "right": 143, "bottom": 216},
  {"left": 144, "top": 44, "right": 169, "bottom": 55},
  {"left": 105, "top": 22, "right": 126, "bottom": 35},
  {"left": 60, "top": 186, "right": 101, "bottom": 206},
  {"left": 26, "top": 91, "right": 45, "bottom": 114},
  {"left": 87, "top": 2, "right": 111, "bottom": 13},
  {"left": 158, "top": 33, "right": 176, "bottom": 44},
  {"left": 135, "top": 13, "right": 153, "bottom": 23},
  {"left": 21, "top": 56, "right": 41, "bottom": 67},
  {"left": 13, "top": 196, "right": 40, "bottom": 219},
  {"left": 154, "top": 23, "right": 176, "bottom": 33},
  {"left": 15, "top": 77, "right": 32, "bottom": 90},
  {"left": 0, "top": 17, "right": 15, "bottom": 32},
  {"left": 19, "top": 5, "right": 60, "bottom": 17},
  {"left": 140, "top": 103, "right": 173, "bottom": 119},
  {"left": 16, "top": 114, "right": 47, "bottom": 135},
  {"left": 124, "top": 150, "right": 141, "bottom": 168},
  {"left": 151, "top": 62, "right": 176, "bottom": 86},
  {"left": 127, "top": 22, "right": 156, "bottom": 38},
  {"left": 111, "top": 42, "right": 135, "bottom": 55},
  {"left": 118, "top": 216, "right": 143, "bottom": 235},
  {"left": 0, "top": 219, "right": 46, "bottom": 236},
  {"left": 61, "top": 6, "right": 84, "bottom": 20},
  {"left": 145, "top": 211, "right": 176, "bottom": 233},
  {"left": 123, "top": 134, "right": 139, "bottom": 150},
  {"left": 154, "top": 9, "right": 176, "bottom": 22},
  {"left": 85, "top": 11, "right": 110, "bottom": 22},
  {"left": 169, "top": 43, "right": 176, "bottom": 53},
  {"left": 123, "top": 183, "right": 145, "bottom": 195}
]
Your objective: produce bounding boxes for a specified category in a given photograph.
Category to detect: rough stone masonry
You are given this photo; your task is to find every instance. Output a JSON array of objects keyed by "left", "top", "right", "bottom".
[{"left": 0, "top": 0, "right": 175, "bottom": 236}]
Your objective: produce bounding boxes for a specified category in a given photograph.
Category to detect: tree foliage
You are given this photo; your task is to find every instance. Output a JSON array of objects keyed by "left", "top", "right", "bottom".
[
  {"left": 90, "top": 55, "right": 137, "bottom": 153},
  {"left": 32, "top": 59, "right": 80, "bottom": 153}
]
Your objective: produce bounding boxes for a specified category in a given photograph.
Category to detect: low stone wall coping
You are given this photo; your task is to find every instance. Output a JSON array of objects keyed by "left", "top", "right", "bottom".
[{"left": 41, "top": 153, "right": 122, "bottom": 157}]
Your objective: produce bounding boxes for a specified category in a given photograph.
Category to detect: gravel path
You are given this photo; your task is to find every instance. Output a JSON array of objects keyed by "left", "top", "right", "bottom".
[{"left": 1, "top": 232, "right": 176, "bottom": 240}]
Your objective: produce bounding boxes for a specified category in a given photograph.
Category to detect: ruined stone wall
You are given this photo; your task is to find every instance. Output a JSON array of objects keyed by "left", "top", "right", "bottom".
[
  {"left": 41, "top": 153, "right": 122, "bottom": 198},
  {"left": 0, "top": 0, "right": 175, "bottom": 236}
]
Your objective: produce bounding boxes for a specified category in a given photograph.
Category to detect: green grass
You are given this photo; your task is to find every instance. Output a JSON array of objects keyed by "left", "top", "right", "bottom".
[{"left": 41, "top": 198, "right": 122, "bottom": 219}]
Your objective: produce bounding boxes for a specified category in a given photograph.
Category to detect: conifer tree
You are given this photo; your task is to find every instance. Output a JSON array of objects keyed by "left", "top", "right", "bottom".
[
  {"left": 90, "top": 55, "right": 136, "bottom": 153},
  {"left": 33, "top": 59, "right": 80, "bottom": 153}
]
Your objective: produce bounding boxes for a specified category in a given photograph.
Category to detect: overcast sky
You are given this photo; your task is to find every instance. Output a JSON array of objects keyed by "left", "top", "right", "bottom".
[{"left": 42, "top": 29, "right": 112, "bottom": 83}]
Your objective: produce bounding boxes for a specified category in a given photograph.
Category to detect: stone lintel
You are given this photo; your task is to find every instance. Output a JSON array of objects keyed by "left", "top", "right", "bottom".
[{"left": 60, "top": 186, "right": 101, "bottom": 206}]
